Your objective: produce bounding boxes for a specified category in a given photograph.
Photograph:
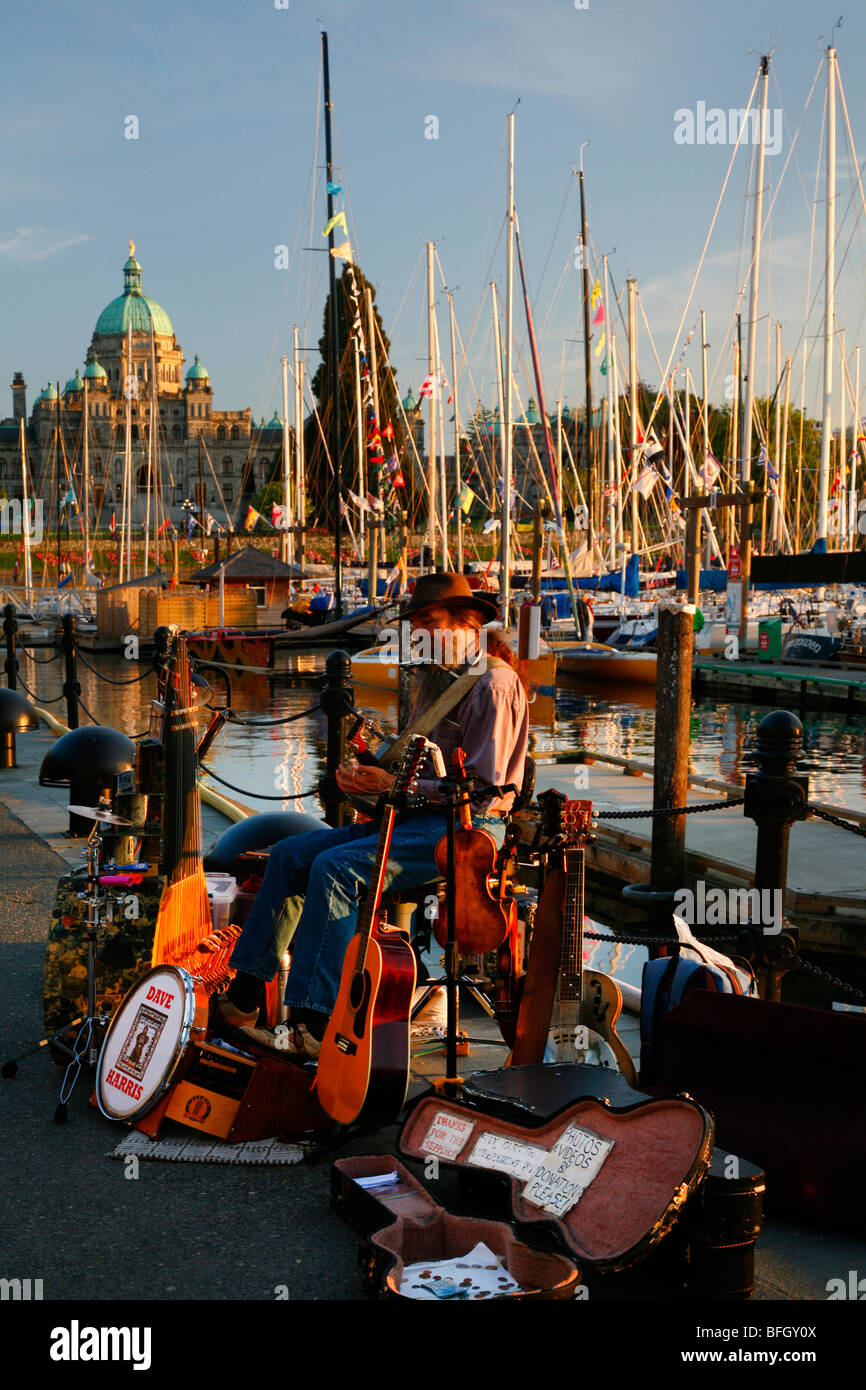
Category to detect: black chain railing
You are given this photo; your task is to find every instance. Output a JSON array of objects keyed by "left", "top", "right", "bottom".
[
  {"left": 21, "top": 648, "right": 60, "bottom": 665},
  {"left": 807, "top": 805, "right": 866, "bottom": 838},
  {"left": 222, "top": 704, "right": 321, "bottom": 728},
  {"left": 16, "top": 673, "right": 66, "bottom": 705},
  {"left": 595, "top": 797, "right": 745, "bottom": 820},
  {"left": 198, "top": 763, "right": 317, "bottom": 802},
  {"left": 75, "top": 649, "right": 155, "bottom": 685}
]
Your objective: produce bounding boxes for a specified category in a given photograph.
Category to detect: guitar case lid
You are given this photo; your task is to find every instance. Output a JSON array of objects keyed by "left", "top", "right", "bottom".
[
  {"left": 398, "top": 1090, "right": 714, "bottom": 1272},
  {"left": 462, "top": 1063, "right": 647, "bottom": 1124},
  {"left": 330, "top": 1154, "right": 580, "bottom": 1300}
]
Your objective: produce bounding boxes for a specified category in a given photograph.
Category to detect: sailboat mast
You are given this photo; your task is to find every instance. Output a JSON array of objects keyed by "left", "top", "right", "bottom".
[
  {"left": 366, "top": 288, "right": 385, "bottom": 571},
  {"left": 426, "top": 241, "right": 438, "bottom": 566},
  {"left": 501, "top": 111, "right": 515, "bottom": 626},
  {"left": 322, "top": 29, "right": 343, "bottom": 616},
  {"left": 83, "top": 377, "right": 90, "bottom": 574},
  {"left": 739, "top": 53, "right": 770, "bottom": 632},
  {"left": 353, "top": 336, "right": 365, "bottom": 561},
  {"left": 293, "top": 325, "right": 305, "bottom": 571},
  {"left": 446, "top": 289, "right": 463, "bottom": 573},
  {"left": 579, "top": 162, "right": 595, "bottom": 544},
  {"left": 627, "top": 277, "right": 639, "bottom": 556},
  {"left": 817, "top": 46, "right": 837, "bottom": 548},
  {"left": 603, "top": 254, "right": 616, "bottom": 570},
  {"left": 19, "top": 420, "right": 32, "bottom": 606},
  {"left": 851, "top": 346, "right": 860, "bottom": 550},
  {"left": 281, "top": 354, "right": 292, "bottom": 565}
]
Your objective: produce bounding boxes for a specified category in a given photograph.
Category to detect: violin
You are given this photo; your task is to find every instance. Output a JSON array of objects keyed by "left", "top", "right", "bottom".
[{"left": 433, "top": 749, "right": 515, "bottom": 955}]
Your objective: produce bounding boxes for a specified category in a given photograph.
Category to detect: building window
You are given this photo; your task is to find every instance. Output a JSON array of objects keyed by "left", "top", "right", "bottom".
[
  {"left": 173, "top": 425, "right": 182, "bottom": 440},
  {"left": 222, "top": 457, "right": 232, "bottom": 475},
  {"left": 173, "top": 408, "right": 180, "bottom": 417},
  {"left": 116, "top": 483, "right": 123, "bottom": 500},
  {"left": 217, "top": 426, "right": 226, "bottom": 440},
  {"left": 231, "top": 426, "right": 240, "bottom": 440},
  {"left": 249, "top": 586, "right": 267, "bottom": 608},
  {"left": 224, "top": 483, "right": 233, "bottom": 503}
]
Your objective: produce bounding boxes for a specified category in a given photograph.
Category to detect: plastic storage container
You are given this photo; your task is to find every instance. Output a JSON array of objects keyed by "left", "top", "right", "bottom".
[{"left": 204, "top": 872, "right": 238, "bottom": 930}]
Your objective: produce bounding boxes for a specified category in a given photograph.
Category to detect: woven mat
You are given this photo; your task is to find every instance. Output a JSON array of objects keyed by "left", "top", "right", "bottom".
[{"left": 110, "top": 1129, "right": 309, "bottom": 1165}]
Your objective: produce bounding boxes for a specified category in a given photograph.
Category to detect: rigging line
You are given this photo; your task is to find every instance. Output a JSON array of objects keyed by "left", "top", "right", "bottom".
[
  {"left": 536, "top": 172, "right": 578, "bottom": 307},
  {"left": 642, "top": 65, "right": 761, "bottom": 441}
]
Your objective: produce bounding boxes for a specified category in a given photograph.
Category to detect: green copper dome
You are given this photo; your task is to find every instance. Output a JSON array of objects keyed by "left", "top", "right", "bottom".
[
  {"left": 94, "top": 242, "right": 174, "bottom": 338},
  {"left": 64, "top": 369, "right": 84, "bottom": 395},
  {"left": 44, "top": 382, "right": 60, "bottom": 402},
  {"left": 402, "top": 387, "right": 419, "bottom": 412},
  {"left": 84, "top": 356, "right": 107, "bottom": 381},
  {"left": 264, "top": 411, "right": 283, "bottom": 429},
  {"left": 185, "top": 353, "right": 209, "bottom": 382}
]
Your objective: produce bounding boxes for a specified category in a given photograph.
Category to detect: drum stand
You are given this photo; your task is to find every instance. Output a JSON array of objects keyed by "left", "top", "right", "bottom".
[{"left": 2, "top": 812, "right": 120, "bottom": 1123}]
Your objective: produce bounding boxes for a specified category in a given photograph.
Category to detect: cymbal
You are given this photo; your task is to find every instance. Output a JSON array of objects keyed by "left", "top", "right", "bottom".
[{"left": 67, "top": 805, "right": 133, "bottom": 827}]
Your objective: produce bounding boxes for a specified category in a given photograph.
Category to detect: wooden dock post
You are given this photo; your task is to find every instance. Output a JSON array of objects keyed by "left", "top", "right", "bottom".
[{"left": 650, "top": 605, "right": 693, "bottom": 903}]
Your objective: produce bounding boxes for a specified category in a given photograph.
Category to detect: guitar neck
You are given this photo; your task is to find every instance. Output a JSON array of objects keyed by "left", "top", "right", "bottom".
[
  {"left": 354, "top": 805, "right": 398, "bottom": 974},
  {"left": 554, "top": 842, "right": 585, "bottom": 1030}
]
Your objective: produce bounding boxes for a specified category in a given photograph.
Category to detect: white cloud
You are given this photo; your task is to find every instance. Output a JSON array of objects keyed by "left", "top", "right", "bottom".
[{"left": 0, "top": 227, "right": 91, "bottom": 264}]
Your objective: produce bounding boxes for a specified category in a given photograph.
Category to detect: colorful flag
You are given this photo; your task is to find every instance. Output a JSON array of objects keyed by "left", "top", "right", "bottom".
[
  {"left": 700, "top": 453, "right": 721, "bottom": 487},
  {"left": 109, "top": 512, "right": 116, "bottom": 537},
  {"left": 347, "top": 490, "right": 369, "bottom": 513},
  {"left": 244, "top": 505, "right": 261, "bottom": 532},
  {"left": 455, "top": 482, "right": 475, "bottom": 514},
  {"left": 326, "top": 181, "right": 343, "bottom": 196},
  {"left": 322, "top": 210, "right": 348, "bottom": 238},
  {"left": 594, "top": 330, "right": 606, "bottom": 358},
  {"left": 592, "top": 304, "right": 605, "bottom": 325},
  {"left": 757, "top": 444, "right": 779, "bottom": 480},
  {"left": 590, "top": 278, "right": 602, "bottom": 310},
  {"left": 634, "top": 466, "right": 657, "bottom": 499},
  {"left": 419, "top": 376, "right": 434, "bottom": 398},
  {"left": 482, "top": 516, "right": 500, "bottom": 534},
  {"left": 366, "top": 493, "right": 384, "bottom": 514},
  {"left": 330, "top": 241, "right": 354, "bottom": 264}
]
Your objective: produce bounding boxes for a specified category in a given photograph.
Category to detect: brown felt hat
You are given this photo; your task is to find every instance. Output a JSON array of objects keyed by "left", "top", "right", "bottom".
[{"left": 400, "top": 571, "right": 499, "bottom": 623}]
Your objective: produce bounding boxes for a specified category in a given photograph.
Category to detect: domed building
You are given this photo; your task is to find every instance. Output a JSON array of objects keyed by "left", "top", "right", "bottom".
[{"left": 0, "top": 242, "right": 288, "bottom": 528}]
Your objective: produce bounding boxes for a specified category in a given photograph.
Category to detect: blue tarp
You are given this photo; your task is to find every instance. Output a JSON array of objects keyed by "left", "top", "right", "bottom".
[{"left": 541, "top": 554, "right": 640, "bottom": 599}]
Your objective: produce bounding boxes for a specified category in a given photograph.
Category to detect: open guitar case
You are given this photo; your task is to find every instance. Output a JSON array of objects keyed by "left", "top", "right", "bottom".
[
  {"left": 331, "top": 1067, "right": 762, "bottom": 1301},
  {"left": 458, "top": 1064, "right": 765, "bottom": 1300}
]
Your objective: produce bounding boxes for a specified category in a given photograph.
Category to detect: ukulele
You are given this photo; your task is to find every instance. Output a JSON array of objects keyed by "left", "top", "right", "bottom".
[
  {"left": 316, "top": 735, "right": 429, "bottom": 1127},
  {"left": 509, "top": 791, "right": 636, "bottom": 1084},
  {"left": 432, "top": 749, "right": 515, "bottom": 954}
]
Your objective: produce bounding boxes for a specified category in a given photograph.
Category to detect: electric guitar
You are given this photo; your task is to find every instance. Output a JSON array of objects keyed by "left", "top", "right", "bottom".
[
  {"left": 509, "top": 791, "right": 637, "bottom": 1084},
  {"left": 316, "top": 735, "right": 429, "bottom": 1126}
]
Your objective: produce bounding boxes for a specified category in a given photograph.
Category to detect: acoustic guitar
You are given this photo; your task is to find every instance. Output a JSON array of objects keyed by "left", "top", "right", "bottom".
[
  {"left": 509, "top": 791, "right": 637, "bottom": 1085},
  {"left": 316, "top": 735, "right": 429, "bottom": 1126}
]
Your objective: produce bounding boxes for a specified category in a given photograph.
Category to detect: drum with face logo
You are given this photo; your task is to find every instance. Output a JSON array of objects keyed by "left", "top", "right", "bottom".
[{"left": 96, "top": 965, "right": 209, "bottom": 1122}]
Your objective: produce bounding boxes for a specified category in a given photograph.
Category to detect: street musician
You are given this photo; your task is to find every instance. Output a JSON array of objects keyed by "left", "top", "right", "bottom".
[{"left": 215, "top": 573, "right": 528, "bottom": 1058}]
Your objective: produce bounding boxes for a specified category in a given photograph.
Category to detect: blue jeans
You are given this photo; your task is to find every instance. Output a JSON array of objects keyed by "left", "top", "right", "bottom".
[{"left": 231, "top": 812, "right": 506, "bottom": 1015}]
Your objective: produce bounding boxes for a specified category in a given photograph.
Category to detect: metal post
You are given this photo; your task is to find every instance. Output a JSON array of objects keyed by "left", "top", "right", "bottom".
[
  {"left": 743, "top": 710, "right": 807, "bottom": 1000},
  {"left": 61, "top": 614, "right": 79, "bottom": 730},
  {"left": 685, "top": 507, "right": 701, "bottom": 606},
  {"left": 319, "top": 649, "right": 353, "bottom": 827},
  {"left": 531, "top": 500, "right": 545, "bottom": 603},
  {"left": 3, "top": 604, "right": 17, "bottom": 690}
]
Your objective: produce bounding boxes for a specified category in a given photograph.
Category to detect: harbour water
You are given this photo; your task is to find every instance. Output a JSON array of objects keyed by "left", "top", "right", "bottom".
[{"left": 16, "top": 645, "right": 866, "bottom": 999}]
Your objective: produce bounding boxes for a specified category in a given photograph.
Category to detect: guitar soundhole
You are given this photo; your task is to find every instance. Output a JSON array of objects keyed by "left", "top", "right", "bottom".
[{"left": 349, "top": 972, "right": 366, "bottom": 1010}]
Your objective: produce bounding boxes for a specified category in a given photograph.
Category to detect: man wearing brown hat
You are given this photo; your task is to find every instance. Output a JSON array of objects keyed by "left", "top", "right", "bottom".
[{"left": 218, "top": 573, "right": 528, "bottom": 1057}]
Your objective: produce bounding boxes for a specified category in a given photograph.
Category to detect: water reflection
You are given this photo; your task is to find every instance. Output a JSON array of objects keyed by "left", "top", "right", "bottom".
[{"left": 16, "top": 646, "right": 866, "bottom": 817}]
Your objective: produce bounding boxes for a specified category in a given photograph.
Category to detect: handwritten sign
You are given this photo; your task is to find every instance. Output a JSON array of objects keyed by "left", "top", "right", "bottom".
[
  {"left": 521, "top": 1124, "right": 614, "bottom": 1217},
  {"left": 467, "top": 1131, "right": 550, "bottom": 1181},
  {"left": 420, "top": 1111, "right": 475, "bottom": 1161}
]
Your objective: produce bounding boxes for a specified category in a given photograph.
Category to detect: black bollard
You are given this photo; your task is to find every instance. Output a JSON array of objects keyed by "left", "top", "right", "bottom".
[
  {"left": 3, "top": 603, "right": 17, "bottom": 690},
  {"left": 319, "top": 649, "right": 354, "bottom": 827},
  {"left": 60, "top": 614, "right": 80, "bottom": 730},
  {"left": 742, "top": 710, "right": 807, "bottom": 1000},
  {"left": 623, "top": 604, "right": 693, "bottom": 939}
]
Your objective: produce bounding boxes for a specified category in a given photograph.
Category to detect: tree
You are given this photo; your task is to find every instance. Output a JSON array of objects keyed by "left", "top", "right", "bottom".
[{"left": 307, "top": 262, "right": 406, "bottom": 527}]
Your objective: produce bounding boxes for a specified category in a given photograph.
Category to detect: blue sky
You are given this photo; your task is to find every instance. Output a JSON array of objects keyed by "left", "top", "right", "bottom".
[{"left": 3, "top": 0, "right": 866, "bottom": 437}]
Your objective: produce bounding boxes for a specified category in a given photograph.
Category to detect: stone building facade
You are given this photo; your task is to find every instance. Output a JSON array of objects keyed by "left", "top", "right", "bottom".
[{"left": 0, "top": 243, "right": 288, "bottom": 529}]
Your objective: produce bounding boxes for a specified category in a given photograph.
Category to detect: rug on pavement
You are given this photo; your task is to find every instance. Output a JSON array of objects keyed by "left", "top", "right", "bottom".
[{"left": 110, "top": 1130, "right": 308, "bottom": 1165}]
